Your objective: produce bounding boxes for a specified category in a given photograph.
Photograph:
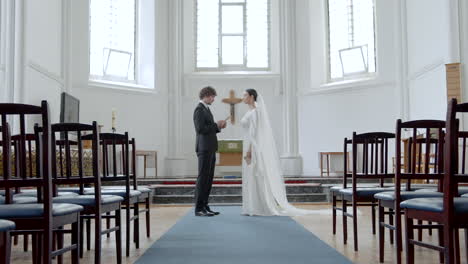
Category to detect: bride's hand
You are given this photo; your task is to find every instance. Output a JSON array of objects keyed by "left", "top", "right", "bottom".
[{"left": 244, "top": 151, "right": 252, "bottom": 165}]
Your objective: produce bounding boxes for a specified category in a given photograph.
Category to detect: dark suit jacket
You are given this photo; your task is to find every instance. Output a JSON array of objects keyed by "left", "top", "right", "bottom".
[{"left": 194, "top": 102, "right": 220, "bottom": 153}]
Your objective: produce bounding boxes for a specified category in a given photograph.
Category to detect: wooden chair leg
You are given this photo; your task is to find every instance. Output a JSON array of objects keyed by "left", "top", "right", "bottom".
[
  {"left": 106, "top": 212, "right": 111, "bottom": 238},
  {"left": 94, "top": 213, "right": 102, "bottom": 264},
  {"left": 372, "top": 203, "right": 376, "bottom": 235},
  {"left": 342, "top": 199, "right": 348, "bottom": 244},
  {"left": 332, "top": 194, "right": 337, "bottom": 235},
  {"left": 13, "top": 235, "right": 18, "bottom": 246},
  {"left": 405, "top": 216, "right": 415, "bottom": 264},
  {"left": 378, "top": 203, "right": 385, "bottom": 263},
  {"left": 71, "top": 220, "right": 80, "bottom": 264},
  {"left": 86, "top": 218, "right": 91, "bottom": 250},
  {"left": 352, "top": 202, "right": 358, "bottom": 251},
  {"left": 0, "top": 231, "right": 11, "bottom": 264},
  {"left": 79, "top": 217, "right": 84, "bottom": 258},
  {"left": 439, "top": 227, "right": 445, "bottom": 264},
  {"left": 32, "top": 234, "right": 38, "bottom": 264},
  {"left": 126, "top": 201, "right": 131, "bottom": 257},
  {"left": 57, "top": 227, "right": 64, "bottom": 264},
  {"left": 146, "top": 197, "right": 151, "bottom": 238},
  {"left": 134, "top": 202, "right": 140, "bottom": 249},
  {"left": 389, "top": 208, "right": 394, "bottom": 245},
  {"left": 116, "top": 208, "right": 122, "bottom": 264},
  {"left": 444, "top": 225, "right": 454, "bottom": 264},
  {"left": 395, "top": 209, "right": 403, "bottom": 264},
  {"left": 417, "top": 220, "right": 423, "bottom": 241},
  {"left": 23, "top": 234, "right": 29, "bottom": 252},
  {"left": 428, "top": 221, "right": 433, "bottom": 236},
  {"left": 454, "top": 228, "right": 460, "bottom": 264}
]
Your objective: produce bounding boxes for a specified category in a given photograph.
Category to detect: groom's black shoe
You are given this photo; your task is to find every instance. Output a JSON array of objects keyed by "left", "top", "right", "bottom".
[
  {"left": 195, "top": 209, "right": 215, "bottom": 217},
  {"left": 205, "top": 206, "right": 220, "bottom": 215}
]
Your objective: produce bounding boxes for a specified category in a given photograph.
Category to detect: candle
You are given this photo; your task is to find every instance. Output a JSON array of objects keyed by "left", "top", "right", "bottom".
[{"left": 111, "top": 108, "right": 116, "bottom": 131}]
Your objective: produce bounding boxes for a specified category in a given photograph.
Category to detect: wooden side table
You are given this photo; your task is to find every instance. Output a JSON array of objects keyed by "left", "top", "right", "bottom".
[
  {"left": 320, "top": 152, "right": 350, "bottom": 177},
  {"left": 136, "top": 151, "right": 157, "bottom": 178}
]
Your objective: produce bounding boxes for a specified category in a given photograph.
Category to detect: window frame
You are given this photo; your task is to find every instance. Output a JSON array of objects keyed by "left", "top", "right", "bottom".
[
  {"left": 0, "top": 1, "right": 5, "bottom": 74},
  {"left": 88, "top": 0, "right": 140, "bottom": 85},
  {"left": 325, "top": 0, "right": 377, "bottom": 82},
  {"left": 195, "top": 0, "right": 271, "bottom": 72}
]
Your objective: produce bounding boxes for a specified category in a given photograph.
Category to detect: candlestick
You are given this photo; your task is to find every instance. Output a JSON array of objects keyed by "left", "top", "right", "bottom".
[{"left": 111, "top": 108, "right": 116, "bottom": 132}]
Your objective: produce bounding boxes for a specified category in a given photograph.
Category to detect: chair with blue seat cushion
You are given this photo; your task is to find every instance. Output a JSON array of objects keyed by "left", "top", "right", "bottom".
[
  {"left": 102, "top": 137, "right": 152, "bottom": 239},
  {"left": 339, "top": 132, "right": 396, "bottom": 252},
  {"left": 330, "top": 137, "right": 390, "bottom": 237},
  {"left": 0, "top": 219, "right": 15, "bottom": 264},
  {"left": 415, "top": 186, "right": 468, "bottom": 196},
  {"left": 374, "top": 119, "right": 446, "bottom": 264},
  {"left": 0, "top": 101, "right": 83, "bottom": 263},
  {"left": 51, "top": 122, "right": 123, "bottom": 264},
  {"left": 83, "top": 132, "right": 141, "bottom": 256},
  {"left": 401, "top": 99, "right": 468, "bottom": 264}
]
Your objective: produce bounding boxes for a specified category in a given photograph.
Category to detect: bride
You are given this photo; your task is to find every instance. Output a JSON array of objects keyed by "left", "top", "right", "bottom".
[{"left": 240, "top": 89, "right": 316, "bottom": 216}]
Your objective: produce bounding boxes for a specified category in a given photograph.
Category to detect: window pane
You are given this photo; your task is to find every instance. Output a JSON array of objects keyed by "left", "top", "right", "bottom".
[
  {"left": 222, "top": 36, "right": 244, "bottom": 65},
  {"left": 90, "top": 0, "right": 136, "bottom": 81},
  {"left": 197, "top": 0, "right": 219, "bottom": 68},
  {"left": 246, "top": 0, "right": 269, "bottom": 68},
  {"left": 353, "top": 0, "right": 375, "bottom": 73},
  {"left": 222, "top": 5, "right": 244, "bottom": 34},
  {"left": 328, "top": 0, "right": 375, "bottom": 79}
]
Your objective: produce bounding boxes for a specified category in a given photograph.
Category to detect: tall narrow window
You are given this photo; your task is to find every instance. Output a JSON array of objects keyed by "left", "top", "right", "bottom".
[
  {"left": 90, "top": 0, "right": 136, "bottom": 82},
  {"left": 196, "top": 0, "right": 270, "bottom": 71},
  {"left": 327, "top": 0, "right": 376, "bottom": 80}
]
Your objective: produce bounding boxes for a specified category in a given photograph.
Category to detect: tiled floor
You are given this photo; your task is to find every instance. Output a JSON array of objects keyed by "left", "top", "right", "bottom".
[{"left": 10, "top": 204, "right": 461, "bottom": 263}]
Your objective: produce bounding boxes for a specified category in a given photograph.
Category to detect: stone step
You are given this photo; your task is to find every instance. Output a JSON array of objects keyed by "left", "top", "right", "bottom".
[
  {"left": 153, "top": 193, "right": 328, "bottom": 204},
  {"left": 152, "top": 184, "right": 323, "bottom": 196},
  {"left": 137, "top": 177, "right": 389, "bottom": 186}
]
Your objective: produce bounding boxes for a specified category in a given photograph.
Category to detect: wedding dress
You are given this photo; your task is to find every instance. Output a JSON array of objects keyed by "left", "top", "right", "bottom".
[{"left": 240, "top": 94, "right": 319, "bottom": 216}]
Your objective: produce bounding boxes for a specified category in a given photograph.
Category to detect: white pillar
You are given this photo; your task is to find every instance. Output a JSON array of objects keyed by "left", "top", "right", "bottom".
[
  {"left": 279, "top": 0, "right": 302, "bottom": 176},
  {"left": 165, "top": 0, "right": 187, "bottom": 177}
]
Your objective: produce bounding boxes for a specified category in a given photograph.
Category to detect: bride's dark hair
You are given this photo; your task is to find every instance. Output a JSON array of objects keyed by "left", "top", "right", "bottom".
[{"left": 245, "top": 89, "right": 258, "bottom": 101}]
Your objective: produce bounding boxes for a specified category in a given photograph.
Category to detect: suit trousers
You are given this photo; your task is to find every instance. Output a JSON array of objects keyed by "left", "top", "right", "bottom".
[{"left": 195, "top": 151, "right": 216, "bottom": 211}]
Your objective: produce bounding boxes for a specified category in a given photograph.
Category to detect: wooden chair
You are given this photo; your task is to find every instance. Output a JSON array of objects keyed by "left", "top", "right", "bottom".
[
  {"left": 375, "top": 120, "right": 445, "bottom": 263},
  {"left": 338, "top": 132, "right": 395, "bottom": 251},
  {"left": 401, "top": 98, "right": 468, "bottom": 264},
  {"left": 0, "top": 101, "right": 83, "bottom": 263},
  {"left": 83, "top": 132, "right": 141, "bottom": 257},
  {"left": 50, "top": 122, "right": 123, "bottom": 264},
  {"left": 103, "top": 137, "right": 152, "bottom": 239},
  {"left": 331, "top": 138, "right": 382, "bottom": 235},
  {"left": 0, "top": 219, "right": 15, "bottom": 264}
]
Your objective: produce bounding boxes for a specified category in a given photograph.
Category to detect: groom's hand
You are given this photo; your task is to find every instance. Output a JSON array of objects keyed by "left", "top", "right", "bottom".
[{"left": 217, "top": 120, "right": 227, "bottom": 129}]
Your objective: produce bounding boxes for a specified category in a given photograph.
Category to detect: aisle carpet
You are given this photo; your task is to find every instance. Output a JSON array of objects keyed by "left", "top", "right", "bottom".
[{"left": 136, "top": 206, "right": 352, "bottom": 264}]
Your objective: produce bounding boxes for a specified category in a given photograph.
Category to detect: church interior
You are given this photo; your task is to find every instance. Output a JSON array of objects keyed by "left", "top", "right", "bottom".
[{"left": 0, "top": 0, "right": 467, "bottom": 263}]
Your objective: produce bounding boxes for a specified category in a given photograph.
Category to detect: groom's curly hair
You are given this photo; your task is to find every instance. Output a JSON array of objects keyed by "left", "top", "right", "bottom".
[{"left": 199, "top": 86, "right": 217, "bottom": 99}]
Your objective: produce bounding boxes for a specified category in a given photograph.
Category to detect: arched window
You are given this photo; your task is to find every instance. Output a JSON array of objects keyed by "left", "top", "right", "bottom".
[
  {"left": 327, "top": 0, "right": 376, "bottom": 80},
  {"left": 196, "top": 0, "right": 270, "bottom": 71}
]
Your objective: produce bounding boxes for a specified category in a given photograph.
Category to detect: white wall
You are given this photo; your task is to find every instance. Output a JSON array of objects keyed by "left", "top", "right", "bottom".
[
  {"left": 9, "top": 0, "right": 468, "bottom": 177},
  {"left": 297, "top": 0, "right": 400, "bottom": 176},
  {"left": 21, "top": 0, "right": 66, "bottom": 123},
  {"left": 405, "top": 0, "right": 458, "bottom": 121}
]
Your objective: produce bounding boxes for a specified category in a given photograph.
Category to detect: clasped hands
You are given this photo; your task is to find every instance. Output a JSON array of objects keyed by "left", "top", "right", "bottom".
[{"left": 244, "top": 151, "right": 252, "bottom": 165}]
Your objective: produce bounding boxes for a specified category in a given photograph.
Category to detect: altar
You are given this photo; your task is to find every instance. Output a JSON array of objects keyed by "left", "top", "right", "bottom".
[{"left": 216, "top": 139, "right": 243, "bottom": 177}]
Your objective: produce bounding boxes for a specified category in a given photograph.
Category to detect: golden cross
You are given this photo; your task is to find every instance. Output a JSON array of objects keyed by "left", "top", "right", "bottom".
[{"left": 222, "top": 90, "right": 243, "bottom": 124}]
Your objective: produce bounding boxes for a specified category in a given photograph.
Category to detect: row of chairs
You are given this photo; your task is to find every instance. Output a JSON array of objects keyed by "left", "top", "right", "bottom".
[
  {"left": 330, "top": 98, "right": 468, "bottom": 264},
  {"left": 0, "top": 101, "right": 152, "bottom": 263}
]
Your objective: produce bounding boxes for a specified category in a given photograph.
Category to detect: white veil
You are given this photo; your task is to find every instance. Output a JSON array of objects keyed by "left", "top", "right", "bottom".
[{"left": 252, "top": 94, "right": 320, "bottom": 216}]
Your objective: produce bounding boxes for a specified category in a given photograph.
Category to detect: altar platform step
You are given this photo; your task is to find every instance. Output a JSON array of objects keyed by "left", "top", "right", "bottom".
[
  {"left": 153, "top": 183, "right": 323, "bottom": 196},
  {"left": 135, "top": 177, "right": 388, "bottom": 186},
  {"left": 153, "top": 193, "right": 328, "bottom": 205}
]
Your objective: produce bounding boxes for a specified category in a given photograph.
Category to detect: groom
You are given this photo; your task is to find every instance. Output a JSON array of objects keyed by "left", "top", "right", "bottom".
[{"left": 193, "top": 86, "right": 227, "bottom": 216}]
